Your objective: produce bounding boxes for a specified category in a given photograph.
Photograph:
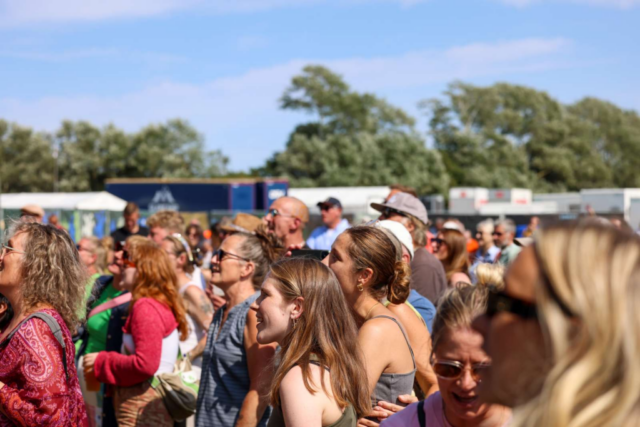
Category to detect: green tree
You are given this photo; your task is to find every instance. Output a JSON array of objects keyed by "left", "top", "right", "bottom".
[
  {"left": 261, "top": 65, "right": 448, "bottom": 195},
  {"left": 0, "top": 120, "right": 55, "bottom": 193}
]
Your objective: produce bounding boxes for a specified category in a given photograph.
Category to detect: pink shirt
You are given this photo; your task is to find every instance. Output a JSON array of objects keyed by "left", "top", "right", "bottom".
[
  {"left": 381, "top": 392, "right": 511, "bottom": 427},
  {"left": 381, "top": 392, "right": 450, "bottom": 427}
]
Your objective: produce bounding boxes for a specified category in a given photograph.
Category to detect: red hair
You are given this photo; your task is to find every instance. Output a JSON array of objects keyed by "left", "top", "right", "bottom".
[{"left": 129, "top": 244, "right": 188, "bottom": 340}]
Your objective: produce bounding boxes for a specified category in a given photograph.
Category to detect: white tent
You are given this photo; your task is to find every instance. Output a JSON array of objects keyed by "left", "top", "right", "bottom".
[{"left": 0, "top": 192, "right": 127, "bottom": 212}]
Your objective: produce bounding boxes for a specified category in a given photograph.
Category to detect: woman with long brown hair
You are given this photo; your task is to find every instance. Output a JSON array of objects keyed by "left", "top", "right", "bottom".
[
  {"left": 325, "top": 226, "right": 415, "bottom": 421},
  {"left": 252, "top": 257, "right": 370, "bottom": 426},
  {"left": 433, "top": 229, "right": 471, "bottom": 286},
  {"left": 84, "top": 244, "right": 188, "bottom": 426}
]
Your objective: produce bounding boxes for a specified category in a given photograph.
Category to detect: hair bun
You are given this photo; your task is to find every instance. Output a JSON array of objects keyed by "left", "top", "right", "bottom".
[{"left": 387, "top": 260, "right": 411, "bottom": 304}]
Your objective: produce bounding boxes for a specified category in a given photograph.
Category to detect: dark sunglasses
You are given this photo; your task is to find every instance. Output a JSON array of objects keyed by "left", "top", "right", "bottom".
[
  {"left": 381, "top": 207, "right": 407, "bottom": 219},
  {"left": 486, "top": 290, "right": 538, "bottom": 319},
  {"left": 432, "top": 360, "right": 490, "bottom": 382},
  {"left": 432, "top": 237, "right": 443, "bottom": 245},
  {"left": 267, "top": 208, "right": 296, "bottom": 219},
  {"left": 114, "top": 240, "right": 126, "bottom": 252},
  {"left": 492, "top": 231, "right": 504, "bottom": 237},
  {"left": 211, "top": 249, "right": 250, "bottom": 266}
]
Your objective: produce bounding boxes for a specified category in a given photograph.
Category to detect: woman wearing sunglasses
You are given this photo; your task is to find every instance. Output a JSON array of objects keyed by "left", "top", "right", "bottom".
[
  {"left": 433, "top": 229, "right": 472, "bottom": 286},
  {"left": 473, "top": 220, "right": 640, "bottom": 426},
  {"left": 195, "top": 230, "right": 283, "bottom": 427},
  {"left": 381, "top": 284, "right": 511, "bottom": 427}
]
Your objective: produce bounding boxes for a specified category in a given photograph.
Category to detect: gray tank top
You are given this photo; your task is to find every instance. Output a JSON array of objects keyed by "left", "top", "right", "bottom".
[
  {"left": 195, "top": 292, "right": 269, "bottom": 427},
  {"left": 368, "top": 315, "right": 416, "bottom": 406}
]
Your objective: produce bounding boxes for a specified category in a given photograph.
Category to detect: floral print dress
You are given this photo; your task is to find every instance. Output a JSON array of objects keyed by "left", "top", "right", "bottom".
[{"left": 0, "top": 309, "right": 88, "bottom": 426}]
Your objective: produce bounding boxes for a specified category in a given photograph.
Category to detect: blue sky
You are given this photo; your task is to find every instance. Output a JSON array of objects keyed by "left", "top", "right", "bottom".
[{"left": 0, "top": 0, "right": 638, "bottom": 171}]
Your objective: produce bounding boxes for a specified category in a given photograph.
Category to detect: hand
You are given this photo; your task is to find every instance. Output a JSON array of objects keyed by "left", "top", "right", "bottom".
[
  {"left": 357, "top": 418, "right": 381, "bottom": 427},
  {"left": 83, "top": 353, "right": 98, "bottom": 371}
]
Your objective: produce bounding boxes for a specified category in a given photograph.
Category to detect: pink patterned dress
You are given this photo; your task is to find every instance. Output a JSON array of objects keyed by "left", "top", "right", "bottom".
[{"left": 0, "top": 309, "right": 89, "bottom": 426}]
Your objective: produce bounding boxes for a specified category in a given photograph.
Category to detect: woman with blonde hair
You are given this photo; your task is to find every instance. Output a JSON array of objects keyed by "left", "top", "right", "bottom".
[
  {"left": 84, "top": 243, "right": 189, "bottom": 426},
  {"left": 474, "top": 263, "right": 504, "bottom": 289},
  {"left": 252, "top": 257, "right": 371, "bottom": 426},
  {"left": 382, "top": 285, "right": 511, "bottom": 427},
  {"left": 0, "top": 222, "right": 88, "bottom": 425},
  {"left": 473, "top": 220, "right": 640, "bottom": 426},
  {"left": 433, "top": 229, "right": 471, "bottom": 286}
]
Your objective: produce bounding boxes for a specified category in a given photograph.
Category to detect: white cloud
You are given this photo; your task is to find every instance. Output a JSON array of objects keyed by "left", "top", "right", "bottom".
[
  {"left": 0, "top": 0, "right": 427, "bottom": 27},
  {"left": 499, "top": 0, "right": 639, "bottom": 8},
  {"left": 0, "top": 37, "right": 573, "bottom": 169}
]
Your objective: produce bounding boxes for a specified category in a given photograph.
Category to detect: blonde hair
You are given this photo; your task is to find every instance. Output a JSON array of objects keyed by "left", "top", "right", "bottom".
[
  {"left": 147, "top": 210, "right": 184, "bottom": 234},
  {"left": 8, "top": 222, "right": 87, "bottom": 330},
  {"left": 474, "top": 263, "right": 505, "bottom": 290},
  {"left": 267, "top": 258, "right": 371, "bottom": 418},
  {"left": 512, "top": 221, "right": 640, "bottom": 427},
  {"left": 431, "top": 284, "right": 488, "bottom": 354}
]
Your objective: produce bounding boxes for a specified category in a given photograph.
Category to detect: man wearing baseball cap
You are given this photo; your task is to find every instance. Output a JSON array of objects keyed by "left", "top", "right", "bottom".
[
  {"left": 371, "top": 192, "right": 447, "bottom": 305},
  {"left": 306, "top": 197, "right": 350, "bottom": 250}
]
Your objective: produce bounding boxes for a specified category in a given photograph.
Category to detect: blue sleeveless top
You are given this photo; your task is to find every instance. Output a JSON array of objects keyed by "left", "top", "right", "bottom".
[{"left": 195, "top": 292, "right": 269, "bottom": 427}]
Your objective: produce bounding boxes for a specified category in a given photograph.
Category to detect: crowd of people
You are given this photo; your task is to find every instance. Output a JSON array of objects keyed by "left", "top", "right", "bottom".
[{"left": 0, "top": 189, "right": 638, "bottom": 427}]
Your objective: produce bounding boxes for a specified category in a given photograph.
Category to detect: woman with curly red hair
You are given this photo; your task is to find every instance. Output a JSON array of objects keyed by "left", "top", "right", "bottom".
[{"left": 84, "top": 244, "right": 188, "bottom": 426}]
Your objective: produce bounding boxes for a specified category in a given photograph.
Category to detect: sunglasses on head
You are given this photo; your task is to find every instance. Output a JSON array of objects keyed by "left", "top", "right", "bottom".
[{"left": 432, "top": 359, "right": 490, "bottom": 382}]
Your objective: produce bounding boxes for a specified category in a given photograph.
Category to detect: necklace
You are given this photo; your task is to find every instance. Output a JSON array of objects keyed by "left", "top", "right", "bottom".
[{"left": 364, "top": 302, "right": 381, "bottom": 320}]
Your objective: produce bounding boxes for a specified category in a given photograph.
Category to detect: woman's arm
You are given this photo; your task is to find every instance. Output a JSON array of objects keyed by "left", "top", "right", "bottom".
[
  {"left": 358, "top": 320, "right": 395, "bottom": 396},
  {"left": 279, "top": 366, "right": 324, "bottom": 427},
  {"left": 184, "top": 286, "right": 214, "bottom": 331},
  {"left": 235, "top": 309, "right": 277, "bottom": 427},
  {"left": 92, "top": 299, "right": 165, "bottom": 386}
]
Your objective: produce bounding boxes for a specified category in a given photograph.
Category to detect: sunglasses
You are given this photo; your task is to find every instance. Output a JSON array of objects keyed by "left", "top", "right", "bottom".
[
  {"left": 267, "top": 208, "right": 296, "bottom": 219},
  {"left": 432, "top": 237, "right": 443, "bottom": 245},
  {"left": 486, "top": 290, "right": 537, "bottom": 319},
  {"left": 114, "top": 240, "right": 126, "bottom": 252},
  {"left": 492, "top": 231, "right": 504, "bottom": 237},
  {"left": 432, "top": 360, "right": 491, "bottom": 382},
  {"left": 381, "top": 207, "right": 407, "bottom": 219},
  {"left": 211, "top": 249, "right": 250, "bottom": 268}
]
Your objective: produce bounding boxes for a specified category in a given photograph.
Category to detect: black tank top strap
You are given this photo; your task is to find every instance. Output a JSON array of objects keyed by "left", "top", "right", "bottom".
[{"left": 367, "top": 315, "right": 416, "bottom": 369}]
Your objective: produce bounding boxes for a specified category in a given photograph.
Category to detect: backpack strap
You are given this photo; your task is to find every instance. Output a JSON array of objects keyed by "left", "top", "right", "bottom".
[
  {"left": 3, "top": 312, "right": 69, "bottom": 382},
  {"left": 416, "top": 399, "right": 426, "bottom": 427}
]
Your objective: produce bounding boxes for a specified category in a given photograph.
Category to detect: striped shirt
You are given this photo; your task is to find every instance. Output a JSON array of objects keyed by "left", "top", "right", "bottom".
[{"left": 195, "top": 292, "right": 269, "bottom": 427}]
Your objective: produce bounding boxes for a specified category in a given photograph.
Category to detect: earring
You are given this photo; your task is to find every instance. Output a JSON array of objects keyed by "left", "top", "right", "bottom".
[
  {"left": 292, "top": 317, "right": 298, "bottom": 327},
  {"left": 357, "top": 282, "right": 364, "bottom": 292}
]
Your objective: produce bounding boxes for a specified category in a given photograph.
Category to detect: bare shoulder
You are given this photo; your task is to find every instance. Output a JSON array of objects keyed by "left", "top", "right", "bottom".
[
  {"left": 281, "top": 364, "right": 327, "bottom": 397},
  {"left": 184, "top": 284, "right": 205, "bottom": 301},
  {"left": 359, "top": 314, "right": 402, "bottom": 340}
]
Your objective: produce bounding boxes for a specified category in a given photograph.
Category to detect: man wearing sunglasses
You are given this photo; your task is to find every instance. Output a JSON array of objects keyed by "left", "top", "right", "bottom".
[
  {"left": 306, "top": 197, "right": 350, "bottom": 251},
  {"left": 263, "top": 196, "right": 309, "bottom": 249},
  {"left": 493, "top": 219, "right": 521, "bottom": 266},
  {"left": 371, "top": 192, "right": 447, "bottom": 305}
]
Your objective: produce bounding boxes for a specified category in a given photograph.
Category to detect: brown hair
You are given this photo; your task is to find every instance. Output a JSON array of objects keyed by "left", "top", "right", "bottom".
[
  {"left": 234, "top": 227, "right": 285, "bottom": 289},
  {"left": 268, "top": 258, "right": 371, "bottom": 417},
  {"left": 439, "top": 229, "right": 470, "bottom": 281},
  {"left": 123, "top": 202, "right": 140, "bottom": 216},
  {"left": 344, "top": 226, "right": 410, "bottom": 304},
  {"left": 8, "top": 222, "right": 87, "bottom": 330},
  {"left": 147, "top": 210, "right": 184, "bottom": 234},
  {"left": 389, "top": 184, "right": 418, "bottom": 198},
  {"left": 163, "top": 235, "right": 196, "bottom": 274},
  {"left": 431, "top": 284, "right": 488, "bottom": 354},
  {"left": 129, "top": 244, "right": 189, "bottom": 340}
]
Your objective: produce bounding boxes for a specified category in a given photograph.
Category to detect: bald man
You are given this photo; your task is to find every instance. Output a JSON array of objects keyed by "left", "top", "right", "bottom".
[{"left": 263, "top": 196, "right": 309, "bottom": 248}]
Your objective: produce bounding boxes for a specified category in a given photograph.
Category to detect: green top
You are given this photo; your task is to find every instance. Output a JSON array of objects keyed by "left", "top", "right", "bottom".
[{"left": 83, "top": 284, "right": 123, "bottom": 355}]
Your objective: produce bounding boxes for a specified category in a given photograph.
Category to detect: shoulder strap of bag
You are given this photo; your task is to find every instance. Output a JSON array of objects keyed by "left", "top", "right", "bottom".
[
  {"left": 416, "top": 399, "right": 426, "bottom": 427},
  {"left": 88, "top": 292, "right": 132, "bottom": 319},
  {"left": 3, "top": 312, "right": 69, "bottom": 382}
]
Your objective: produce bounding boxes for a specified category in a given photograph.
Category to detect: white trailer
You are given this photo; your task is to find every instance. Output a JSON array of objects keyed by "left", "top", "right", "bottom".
[
  {"left": 449, "top": 187, "right": 489, "bottom": 214},
  {"left": 580, "top": 188, "right": 640, "bottom": 227},
  {"left": 488, "top": 188, "right": 532, "bottom": 205},
  {"left": 288, "top": 186, "right": 390, "bottom": 217}
]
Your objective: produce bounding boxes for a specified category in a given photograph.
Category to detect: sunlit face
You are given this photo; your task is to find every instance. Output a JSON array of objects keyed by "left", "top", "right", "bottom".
[
  {"left": 124, "top": 212, "right": 140, "bottom": 232},
  {"left": 251, "top": 278, "right": 297, "bottom": 345},
  {"left": 263, "top": 199, "right": 297, "bottom": 240},
  {"left": 77, "top": 238, "right": 96, "bottom": 268},
  {"left": 472, "top": 247, "right": 547, "bottom": 407},
  {"left": 324, "top": 233, "right": 359, "bottom": 299},
  {"left": 210, "top": 234, "right": 248, "bottom": 290},
  {"left": 320, "top": 205, "right": 341, "bottom": 227},
  {"left": 149, "top": 226, "right": 170, "bottom": 245},
  {"left": 435, "top": 327, "right": 493, "bottom": 423},
  {"left": 476, "top": 226, "right": 494, "bottom": 247},
  {"left": 434, "top": 232, "right": 449, "bottom": 261},
  {"left": 0, "top": 232, "right": 27, "bottom": 289},
  {"left": 187, "top": 229, "right": 200, "bottom": 248},
  {"left": 493, "top": 225, "right": 511, "bottom": 248},
  {"left": 161, "top": 240, "right": 179, "bottom": 272}
]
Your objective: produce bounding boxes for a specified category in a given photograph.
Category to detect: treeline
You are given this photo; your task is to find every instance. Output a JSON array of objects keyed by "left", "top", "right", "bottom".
[{"left": 3, "top": 65, "right": 640, "bottom": 195}]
